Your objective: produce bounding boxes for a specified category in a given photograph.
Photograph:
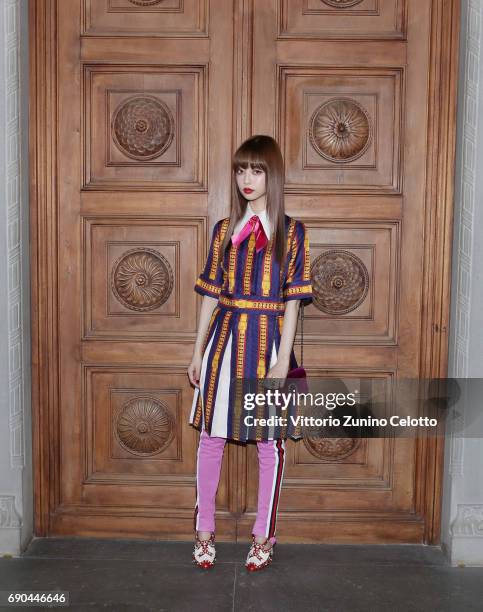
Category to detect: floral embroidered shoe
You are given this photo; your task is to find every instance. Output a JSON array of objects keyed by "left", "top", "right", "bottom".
[
  {"left": 193, "top": 532, "right": 216, "bottom": 569},
  {"left": 245, "top": 535, "right": 273, "bottom": 572}
]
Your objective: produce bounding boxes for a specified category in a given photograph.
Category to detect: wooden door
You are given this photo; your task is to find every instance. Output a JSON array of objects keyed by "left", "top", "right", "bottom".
[
  {"left": 31, "top": 0, "right": 459, "bottom": 543},
  {"left": 239, "top": 0, "right": 459, "bottom": 543}
]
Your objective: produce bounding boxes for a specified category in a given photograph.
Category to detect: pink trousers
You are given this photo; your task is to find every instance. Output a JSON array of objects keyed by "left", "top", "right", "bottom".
[{"left": 194, "top": 430, "right": 286, "bottom": 545}]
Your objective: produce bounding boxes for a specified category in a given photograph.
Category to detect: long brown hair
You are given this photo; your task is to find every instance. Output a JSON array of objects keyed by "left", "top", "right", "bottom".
[{"left": 218, "top": 135, "right": 287, "bottom": 272}]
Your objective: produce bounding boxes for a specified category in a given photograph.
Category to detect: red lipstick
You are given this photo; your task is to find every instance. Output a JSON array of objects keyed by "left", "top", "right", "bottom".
[{"left": 243, "top": 188, "right": 254, "bottom": 194}]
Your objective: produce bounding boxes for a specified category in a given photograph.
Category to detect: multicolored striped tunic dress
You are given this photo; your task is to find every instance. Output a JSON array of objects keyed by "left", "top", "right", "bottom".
[{"left": 190, "top": 211, "right": 313, "bottom": 442}]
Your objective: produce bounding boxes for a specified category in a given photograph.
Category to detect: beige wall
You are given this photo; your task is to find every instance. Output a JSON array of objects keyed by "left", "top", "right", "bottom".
[{"left": 443, "top": 0, "right": 483, "bottom": 566}]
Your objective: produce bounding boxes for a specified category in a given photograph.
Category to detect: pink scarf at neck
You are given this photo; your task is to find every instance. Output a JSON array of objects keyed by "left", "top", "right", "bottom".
[{"left": 231, "top": 214, "right": 268, "bottom": 253}]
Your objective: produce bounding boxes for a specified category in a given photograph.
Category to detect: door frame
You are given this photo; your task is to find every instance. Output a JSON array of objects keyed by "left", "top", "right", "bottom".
[{"left": 29, "top": 0, "right": 460, "bottom": 543}]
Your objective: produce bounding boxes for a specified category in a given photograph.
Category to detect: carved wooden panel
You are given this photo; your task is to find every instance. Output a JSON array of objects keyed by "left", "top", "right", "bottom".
[
  {"left": 83, "top": 65, "right": 206, "bottom": 190},
  {"left": 81, "top": 366, "right": 231, "bottom": 513},
  {"left": 295, "top": 376, "right": 388, "bottom": 468},
  {"left": 83, "top": 217, "right": 203, "bottom": 339},
  {"left": 305, "top": 221, "right": 399, "bottom": 344},
  {"left": 279, "top": 0, "right": 406, "bottom": 39},
  {"left": 245, "top": 372, "right": 416, "bottom": 515},
  {"left": 86, "top": 369, "right": 182, "bottom": 481},
  {"left": 280, "top": 68, "right": 403, "bottom": 193},
  {"left": 83, "top": 0, "right": 209, "bottom": 37}
]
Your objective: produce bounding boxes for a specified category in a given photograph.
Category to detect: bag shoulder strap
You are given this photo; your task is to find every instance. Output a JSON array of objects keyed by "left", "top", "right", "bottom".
[
  {"left": 300, "top": 303, "right": 304, "bottom": 367},
  {"left": 278, "top": 225, "right": 304, "bottom": 366}
]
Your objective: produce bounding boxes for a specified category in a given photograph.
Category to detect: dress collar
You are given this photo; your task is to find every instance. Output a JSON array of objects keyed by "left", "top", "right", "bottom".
[{"left": 234, "top": 201, "right": 272, "bottom": 240}]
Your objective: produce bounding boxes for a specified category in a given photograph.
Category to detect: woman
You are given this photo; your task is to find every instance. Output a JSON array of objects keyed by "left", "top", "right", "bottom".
[{"left": 187, "top": 134, "right": 312, "bottom": 571}]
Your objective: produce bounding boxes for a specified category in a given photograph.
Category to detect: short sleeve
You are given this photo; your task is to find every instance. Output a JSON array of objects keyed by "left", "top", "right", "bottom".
[
  {"left": 283, "top": 220, "right": 313, "bottom": 306},
  {"left": 194, "top": 219, "right": 227, "bottom": 298}
]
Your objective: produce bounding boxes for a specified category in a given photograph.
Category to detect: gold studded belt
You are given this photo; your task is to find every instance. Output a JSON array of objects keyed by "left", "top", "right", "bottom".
[{"left": 218, "top": 294, "right": 285, "bottom": 313}]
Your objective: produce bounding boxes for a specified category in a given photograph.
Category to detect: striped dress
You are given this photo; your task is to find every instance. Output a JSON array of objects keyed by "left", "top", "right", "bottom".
[{"left": 190, "top": 213, "right": 313, "bottom": 441}]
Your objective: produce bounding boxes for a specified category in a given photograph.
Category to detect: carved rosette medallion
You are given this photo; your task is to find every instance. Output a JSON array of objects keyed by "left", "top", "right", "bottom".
[
  {"left": 309, "top": 98, "right": 371, "bottom": 163},
  {"left": 321, "top": 0, "right": 364, "bottom": 8},
  {"left": 116, "top": 396, "right": 174, "bottom": 456},
  {"left": 111, "top": 247, "right": 174, "bottom": 312},
  {"left": 304, "top": 435, "right": 361, "bottom": 461},
  {"left": 112, "top": 95, "right": 174, "bottom": 161},
  {"left": 311, "top": 250, "right": 369, "bottom": 315},
  {"left": 128, "top": 0, "right": 164, "bottom": 7}
]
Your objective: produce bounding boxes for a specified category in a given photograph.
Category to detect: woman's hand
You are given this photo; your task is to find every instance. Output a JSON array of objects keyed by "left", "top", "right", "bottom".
[
  {"left": 189, "top": 295, "right": 218, "bottom": 389},
  {"left": 265, "top": 356, "right": 290, "bottom": 386},
  {"left": 187, "top": 352, "right": 203, "bottom": 388}
]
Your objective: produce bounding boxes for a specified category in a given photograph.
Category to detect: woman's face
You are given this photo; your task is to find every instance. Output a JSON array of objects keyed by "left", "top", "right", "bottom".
[{"left": 235, "top": 164, "right": 266, "bottom": 202}]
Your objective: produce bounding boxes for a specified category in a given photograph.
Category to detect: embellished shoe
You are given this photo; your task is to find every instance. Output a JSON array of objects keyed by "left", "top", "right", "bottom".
[
  {"left": 245, "top": 535, "right": 273, "bottom": 572},
  {"left": 193, "top": 532, "right": 216, "bottom": 569}
]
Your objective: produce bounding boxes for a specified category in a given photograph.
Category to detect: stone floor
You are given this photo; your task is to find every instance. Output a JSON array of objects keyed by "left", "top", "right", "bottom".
[{"left": 0, "top": 537, "right": 482, "bottom": 611}]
